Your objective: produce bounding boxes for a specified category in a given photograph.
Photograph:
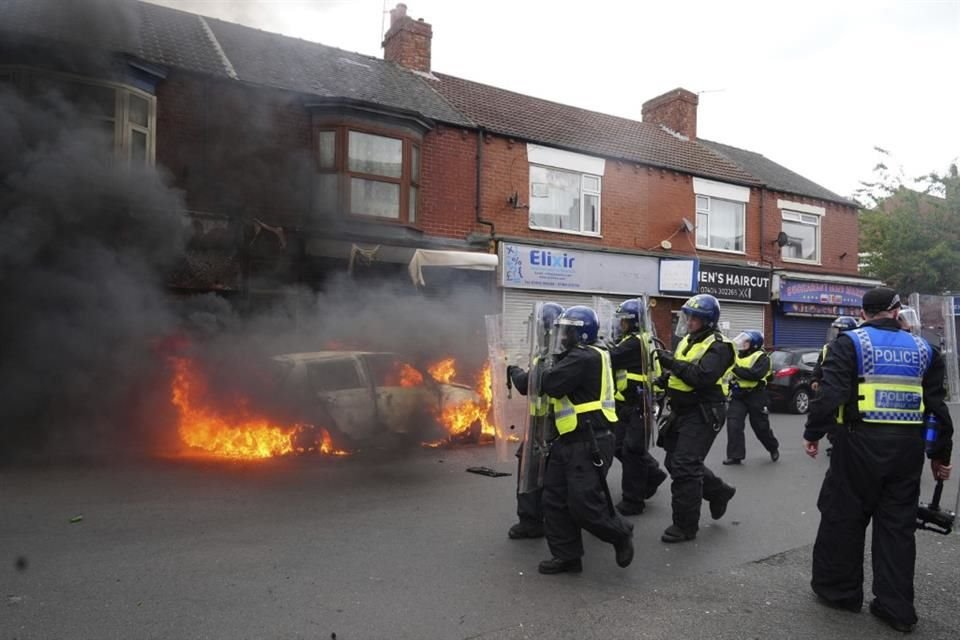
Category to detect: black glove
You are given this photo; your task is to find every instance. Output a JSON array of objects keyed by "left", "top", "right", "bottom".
[{"left": 656, "top": 349, "right": 675, "bottom": 369}]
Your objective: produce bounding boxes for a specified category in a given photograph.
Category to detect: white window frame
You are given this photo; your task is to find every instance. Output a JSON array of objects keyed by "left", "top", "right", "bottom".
[
  {"left": 695, "top": 194, "right": 746, "bottom": 254},
  {"left": 779, "top": 200, "right": 824, "bottom": 265},
  {"left": 526, "top": 143, "right": 605, "bottom": 238},
  {"left": 0, "top": 66, "right": 157, "bottom": 166}
]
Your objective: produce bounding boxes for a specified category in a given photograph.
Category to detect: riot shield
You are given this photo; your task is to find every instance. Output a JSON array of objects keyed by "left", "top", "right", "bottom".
[
  {"left": 485, "top": 314, "right": 514, "bottom": 463},
  {"left": 518, "top": 302, "right": 551, "bottom": 494},
  {"left": 636, "top": 295, "right": 660, "bottom": 449},
  {"left": 593, "top": 295, "right": 617, "bottom": 347}
]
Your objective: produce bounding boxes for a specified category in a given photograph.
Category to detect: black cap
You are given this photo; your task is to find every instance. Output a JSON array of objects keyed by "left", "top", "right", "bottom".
[{"left": 861, "top": 287, "right": 902, "bottom": 313}]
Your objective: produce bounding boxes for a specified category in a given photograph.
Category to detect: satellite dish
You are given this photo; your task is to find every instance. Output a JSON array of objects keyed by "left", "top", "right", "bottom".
[
  {"left": 681, "top": 217, "right": 695, "bottom": 233},
  {"left": 660, "top": 240, "right": 673, "bottom": 250},
  {"left": 776, "top": 231, "right": 789, "bottom": 247}
]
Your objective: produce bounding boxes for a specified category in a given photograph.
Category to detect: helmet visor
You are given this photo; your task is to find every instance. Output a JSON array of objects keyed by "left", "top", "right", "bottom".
[
  {"left": 553, "top": 317, "right": 585, "bottom": 353},
  {"left": 899, "top": 307, "right": 921, "bottom": 335},
  {"left": 732, "top": 332, "right": 752, "bottom": 352},
  {"left": 675, "top": 310, "right": 693, "bottom": 338},
  {"left": 825, "top": 326, "right": 840, "bottom": 343}
]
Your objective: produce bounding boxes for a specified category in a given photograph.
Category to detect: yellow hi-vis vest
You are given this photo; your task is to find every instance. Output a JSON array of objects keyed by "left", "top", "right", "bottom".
[
  {"left": 667, "top": 333, "right": 735, "bottom": 394},
  {"left": 733, "top": 350, "right": 772, "bottom": 389},
  {"left": 554, "top": 346, "right": 618, "bottom": 435},
  {"left": 849, "top": 326, "right": 932, "bottom": 425},
  {"left": 613, "top": 332, "right": 663, "bottom": 401}
]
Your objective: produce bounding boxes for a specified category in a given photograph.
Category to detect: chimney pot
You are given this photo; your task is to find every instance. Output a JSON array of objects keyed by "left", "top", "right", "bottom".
[{"left": 383, "top": 4, "right": 432, "bottom": 73}]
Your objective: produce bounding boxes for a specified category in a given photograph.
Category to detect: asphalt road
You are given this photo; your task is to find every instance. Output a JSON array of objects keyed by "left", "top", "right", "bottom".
[{"left": 3, "top": 411, "right": 960, "bottom": 639}]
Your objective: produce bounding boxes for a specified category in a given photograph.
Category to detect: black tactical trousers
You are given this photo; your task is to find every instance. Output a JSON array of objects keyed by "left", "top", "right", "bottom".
[
  {"left": 725, "top": 388, "right": 779, "bottom": 461},
  {"left": 615, "top": 404, "right": 667, "bottom": 505},
  {"left": 514, "top": 445, "right": 543, "bottom": 527},
  {"left": 812, "top": 426, "right": 925, "bottom": 625},
  {"left": 663, "top": 407, "right": 732, "bottom": 533},
  {"left": 542, "top": 430, "right": 633, "bottom": 560}
]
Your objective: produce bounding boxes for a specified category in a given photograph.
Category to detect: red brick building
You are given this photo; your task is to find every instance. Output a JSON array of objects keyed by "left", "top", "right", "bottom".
[{"left": 2, "top": 0, "right": 878, "bottom": 346}]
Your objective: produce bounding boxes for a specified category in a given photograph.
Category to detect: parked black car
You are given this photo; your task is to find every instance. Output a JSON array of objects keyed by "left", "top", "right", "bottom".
[{"left": 767, "top": 348, "right": 821, "bottom": 414}]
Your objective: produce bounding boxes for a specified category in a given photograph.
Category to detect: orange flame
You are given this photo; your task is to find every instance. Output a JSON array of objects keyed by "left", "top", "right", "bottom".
[
  {"left": 434, "top": 362, "right": 495, "bottom": 440},
  {"left": 428, "top": 357, "right": 456, "bottom": 384},
  {"left": 169, "top": 356, "right": 349, "bottom": 459},
  {"left": 398, "top": 362, "right": 423, "bottom": 387}
]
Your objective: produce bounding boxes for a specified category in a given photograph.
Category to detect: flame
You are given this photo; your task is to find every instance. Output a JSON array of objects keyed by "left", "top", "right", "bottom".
[
  {"left": 169, "top": 356, "right": 349, "bottom": 459},
  {"left": 399, "top": 362, "right": 424, "bottom": 387},
  {"left": 428, "top": 358, "right": 457, "bottom": 384},
  {"left": 434, "top": 362, "right": 495, "bottom": 441}
]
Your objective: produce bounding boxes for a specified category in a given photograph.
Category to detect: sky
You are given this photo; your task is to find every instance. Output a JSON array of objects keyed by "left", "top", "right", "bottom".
[{"left": 146, "top": 0, "right": 960, "bottom": 199}]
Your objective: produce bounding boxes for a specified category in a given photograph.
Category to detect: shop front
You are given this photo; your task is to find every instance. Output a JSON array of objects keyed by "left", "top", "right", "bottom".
[
  {"left": 772, "top": 272, "right": 881, "bottom": 347},
  {"left": 658, "top": 258, "right": 771, "bottom": 340},
  {"left": 498, "top": 241, "right": 660, "bottom": 360}
]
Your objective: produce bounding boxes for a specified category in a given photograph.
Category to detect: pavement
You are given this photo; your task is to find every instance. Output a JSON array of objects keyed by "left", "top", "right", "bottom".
[{"left": 3, "top": 411, "right": 960, "bottom": 640}]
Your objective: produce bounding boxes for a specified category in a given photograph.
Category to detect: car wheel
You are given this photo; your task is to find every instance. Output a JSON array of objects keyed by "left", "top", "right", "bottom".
[{"left": 790, "top": 388, "right": 811, "bottom": 414}]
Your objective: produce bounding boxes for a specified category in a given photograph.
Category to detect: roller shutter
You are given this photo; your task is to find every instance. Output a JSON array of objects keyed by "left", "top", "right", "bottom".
[
  {"left": 716, "top": 303, "right": 765, "bottom": 339},
  {"left": 774, "top": 314, "right": 831, "bottom": 348}
]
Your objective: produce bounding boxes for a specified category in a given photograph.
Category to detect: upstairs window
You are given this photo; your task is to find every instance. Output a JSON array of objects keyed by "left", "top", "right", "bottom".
[
  {"left": 527, "top": 144, "right": 605, "bottom": 236},
  {"left": 313, "top": 126, "right": 420, "bottom": 224},
  {"left": 693, "top": 178, "right": 750, "bottom": 254},
  {"left": 779, "top": 200, "right": 825, "bottom": 264},
  {"left": 3, "top": 68, "right": 157, "bottom": 166}
]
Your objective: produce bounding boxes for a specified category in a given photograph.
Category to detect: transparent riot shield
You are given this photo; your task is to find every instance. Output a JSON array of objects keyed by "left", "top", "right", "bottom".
[
  {"left": 941, "top": 296, "right": 960, "bottom": 402},
  {"left": 637, "top": 295, "right": 660, "bottom": 449},
  {"left": 485, "top": 314, "right": 512, "bottom": 463},
  {"left": 593, "top": 295, "right": 617, "bottom": 346},
  {"left": 518, "top": 302, "right": 551, "bottom": 494}
]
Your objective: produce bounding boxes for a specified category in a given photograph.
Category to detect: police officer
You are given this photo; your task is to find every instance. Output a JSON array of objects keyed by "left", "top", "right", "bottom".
[
  {"left": 811, "top": 316, "right": 859, "bottom": 394},
  {"left": 723, "top": 330, "right": 779, "bottom": 465},
  {"left": 608, "top": 298, "right": 668, "bottom": 515},
  {"left": 537, "top": 305, "right": 635, "bottom": 574},
  {"left": 656, "top": 294, "right": 737, "bottom": 543},
  {"left": 804, "top": 287, "right": 954, "bottom": 632},
  {"left": 506, "top": 302, "right": 564, "bottom": 540}
]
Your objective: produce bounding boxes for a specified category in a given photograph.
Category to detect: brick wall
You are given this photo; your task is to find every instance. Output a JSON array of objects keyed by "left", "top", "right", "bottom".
[
  {"left": 418, "top": 125, "right": 481, "bottom": 239},
  {"left": 156, "top": 71, "right": 313, "bottom": 227}
]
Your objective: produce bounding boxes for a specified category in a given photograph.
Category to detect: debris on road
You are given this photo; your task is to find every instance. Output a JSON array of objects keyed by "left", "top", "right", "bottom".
[
  {"left": 69, "top": 515, "right": 83, "bottom": 523},
  {"left": 466, "top": 466, "right": 511, "bottom": 478}
]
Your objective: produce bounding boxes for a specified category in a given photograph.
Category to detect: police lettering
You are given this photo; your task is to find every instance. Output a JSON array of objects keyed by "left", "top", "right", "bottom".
[
  {"left": 873, "top": 348, "right": 921, "bottom": 365},
  {"left": 875, "top": 390, "right": 922, "bottom": 410}
]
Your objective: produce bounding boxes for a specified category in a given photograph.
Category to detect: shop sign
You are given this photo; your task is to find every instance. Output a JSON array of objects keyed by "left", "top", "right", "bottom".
[
  {"left": 698, "top": 263, "right": 771, "bottom": 303},
  {"left": 779, "top": 279, "right": 869, "bottom": 307},
  {"left": 782, "top": 302, "right": 861, "bottom": 318},
  {"left": 500, "top": 242, "right": 659, "bottom": 295}
]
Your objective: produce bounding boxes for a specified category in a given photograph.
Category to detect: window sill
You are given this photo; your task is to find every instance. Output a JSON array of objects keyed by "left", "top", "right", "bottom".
[
  {"left": 781, "top": 257, "right": 822, "bottom": 266},
  {"left": 529, "top": 224, "right": 602, "bottom": 239},
  {"left": 695, "top": 245, "right": 746, "bottom": 256}
]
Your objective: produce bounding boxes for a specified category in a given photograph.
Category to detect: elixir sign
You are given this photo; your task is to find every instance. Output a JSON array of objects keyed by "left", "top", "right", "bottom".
[{"left": 500, "top": 242, "right": 659, "bottom": 295}]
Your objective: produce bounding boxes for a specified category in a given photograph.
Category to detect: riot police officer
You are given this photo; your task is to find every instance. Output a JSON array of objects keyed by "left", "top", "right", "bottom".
[
  {"left": 804, "top": 287, "right": 954, "bottom": 632},
  {"left": 506, "top": 302, "right": 564, "bottom": 539},
  {"left": 723, "top": 330, "right": 779, "bottom": 465},
  {"left": 608, "top": 298, "right": 668, "bottom": 515},
  {"left": 812, "top": 316, "right": 859, "bottom": 394},
  {"left": 537, "top": 305, "right": 635, "bottom": 574},
  {"left": 655, "top": 294, "right": 737, "bottom": 543}
]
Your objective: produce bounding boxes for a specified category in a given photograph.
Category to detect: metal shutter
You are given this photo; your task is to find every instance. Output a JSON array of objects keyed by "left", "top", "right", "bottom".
[
  {"left": 774, "top": 314, "right": 831, "bottom": 348},
  {"left": 716, "top": 303, "right": 765, "bottom": 339}
]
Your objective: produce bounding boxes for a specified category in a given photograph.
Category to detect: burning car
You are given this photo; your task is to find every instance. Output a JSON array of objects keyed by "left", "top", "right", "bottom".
[{"left": 270, "top": 351, "right": 482, "bottom": 447}]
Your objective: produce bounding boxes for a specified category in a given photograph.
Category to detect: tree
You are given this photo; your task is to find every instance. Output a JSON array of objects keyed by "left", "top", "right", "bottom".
[{"left": 857, "top": 150, "right": 960, "bottom": 295}]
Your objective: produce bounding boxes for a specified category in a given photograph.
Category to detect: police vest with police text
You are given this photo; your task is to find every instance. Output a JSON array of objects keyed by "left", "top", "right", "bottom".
[
  {"left": 732, "top": 349, "right": 772, "bottom": 390},
  {"left": 554, "top": 346, "right": 618, "bottom": 435},
  {"left": 848, "top": 326, "right": 932, "bottom": 425},
  {"left": 667, "top": 333, "right": 736, "bottom": 394}
]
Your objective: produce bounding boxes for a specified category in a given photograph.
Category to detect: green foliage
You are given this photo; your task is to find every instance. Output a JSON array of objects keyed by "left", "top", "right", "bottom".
[{"left": 857, "top": 150, "right": 960, "bottom": 295}]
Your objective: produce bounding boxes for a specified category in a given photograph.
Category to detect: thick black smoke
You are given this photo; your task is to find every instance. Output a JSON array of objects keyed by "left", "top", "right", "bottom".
[{"left": 0, "top": 83, "right": 188, "bottom": 460}]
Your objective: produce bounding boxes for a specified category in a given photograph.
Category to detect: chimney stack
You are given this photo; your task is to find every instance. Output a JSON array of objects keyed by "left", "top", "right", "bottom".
[
  {"left": 382, "top": 3, "right": 432, "bottom": 74},
  {"left": 642, "top": 88, "right": 699, "bottom": 139}
]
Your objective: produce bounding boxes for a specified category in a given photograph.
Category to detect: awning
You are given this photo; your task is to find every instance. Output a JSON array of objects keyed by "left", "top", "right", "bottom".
[{"left": 408, "top": 249, "right": 498, "bottom": 286}]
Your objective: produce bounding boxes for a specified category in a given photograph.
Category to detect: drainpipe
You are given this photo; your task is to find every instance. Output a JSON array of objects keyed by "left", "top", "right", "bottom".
[{"left": 475, "top": 128, "right": 495, "bottom": 240}]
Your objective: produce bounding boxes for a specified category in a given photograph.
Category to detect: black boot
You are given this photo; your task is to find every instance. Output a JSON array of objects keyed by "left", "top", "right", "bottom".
[
  {"left": 661, "top": 524, "right": 697, "bottom": 543},
  {"left": 770, "top": 449, "right": 780, "bottom": 462},
  {"left": 722, "top": 458, "right": 742, "bottom": 465},
  {"left": 869, "top": 600, "right": 916, "bottom": 633},
  {"left": 615, "top": 499, "right": 646, "bottom": 516},
  {"left": 508, "top": 522, "right": 544, "bottom": 539},
  {"left": 645, "top": 469, "right": 668, "bottom": 499},
  {"left": 709, "top": 486, "right": 736, "bottom": 520},
  {"left": 614, "top": 534, "right": 634, "bottom": 568},
  {"left": 538, "top": 557, "right": 583, "bottom": 574}
]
